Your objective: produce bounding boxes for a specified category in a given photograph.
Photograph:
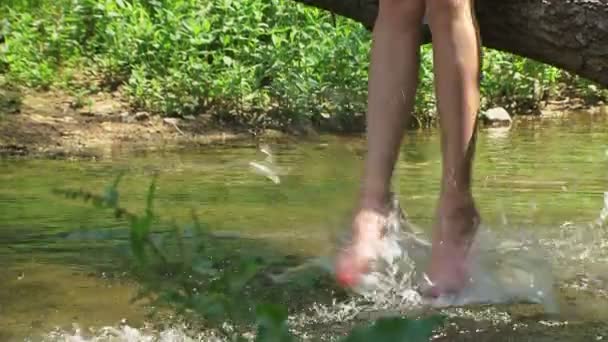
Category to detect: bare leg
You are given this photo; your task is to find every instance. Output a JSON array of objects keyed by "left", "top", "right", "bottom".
[
  {"left": 422, "top": 0, "right": 481, "bottom": 296},
  {"left": 335, "top": 0, "right": 425, "bottom": 287}
]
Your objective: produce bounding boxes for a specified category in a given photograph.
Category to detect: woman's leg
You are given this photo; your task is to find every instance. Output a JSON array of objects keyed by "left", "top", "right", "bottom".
[
  {"left": 423, "top": 0, "right": 481, "bottom": 296},
  {"left": 335, "top": 0, "right": 426, "bottom": 287}
]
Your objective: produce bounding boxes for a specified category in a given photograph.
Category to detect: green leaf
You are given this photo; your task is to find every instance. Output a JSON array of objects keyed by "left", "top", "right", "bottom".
[
  {"left": 192, "top": 257, "right": 217, "bottom": 276},
  {"left": 223, "top": 55, "right": 234, "bottom": 66},
  {"left": 145, "top": 174, "right": 157, "bottom": 217},
  {"left": 255, "top": 303, "right": 294, "bottom": 342},
  {"left": 229, "top": 258, "right": 263, "bottom": 294},
  {"left": 342, "top": 316, "right": 445, "bottom": 342},
  {"left": 103, "top": 171, "right": 125, "bottom": 207}
]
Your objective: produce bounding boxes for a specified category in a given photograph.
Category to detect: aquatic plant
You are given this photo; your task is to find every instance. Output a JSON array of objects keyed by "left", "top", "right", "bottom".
[{"left": 52, "top": 174, "right": 445, "bottom": 341}]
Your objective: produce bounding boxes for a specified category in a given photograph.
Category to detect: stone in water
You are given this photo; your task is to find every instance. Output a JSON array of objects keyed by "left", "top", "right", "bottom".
[{"left": 481, "top": 107, "right": 512, "bottom": 126}]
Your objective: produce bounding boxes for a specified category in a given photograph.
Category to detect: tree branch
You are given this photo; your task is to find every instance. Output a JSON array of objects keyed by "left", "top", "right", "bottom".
[{"left": 292, "top": 0, "right": 608, "bottom": 86}]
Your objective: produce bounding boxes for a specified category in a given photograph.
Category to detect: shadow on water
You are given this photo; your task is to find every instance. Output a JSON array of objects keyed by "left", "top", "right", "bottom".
[
  {"left": 0, "top": 221, "right": 352, "bottom": 341},
  {"left": 0, "top": 187, "right": 353, "bottom": 340},
  {"left": 0, "top": 142, "right": 361, "bottom": 340},
  {"left": 0, "top": 113, "right": 607, "bottom": 340}
]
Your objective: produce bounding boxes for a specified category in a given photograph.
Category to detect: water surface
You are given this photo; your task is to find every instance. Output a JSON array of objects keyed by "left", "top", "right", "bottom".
[{"left": 1, "top": 113, "right": 607, "bottom": 341}]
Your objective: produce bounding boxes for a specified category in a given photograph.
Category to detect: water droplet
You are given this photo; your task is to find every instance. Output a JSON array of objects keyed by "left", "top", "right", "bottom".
[
  {"left": 249, "top": 161, "right": 280, "bottom": 184},
  {"left": 249, "top": 144, "right": 284, "bottom": 184}
]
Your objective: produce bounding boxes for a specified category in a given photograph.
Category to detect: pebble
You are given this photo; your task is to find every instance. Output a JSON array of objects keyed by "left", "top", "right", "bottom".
[
  {"left": 481, "top": 107, "right": 513, "bottom": 126},
  {"left": 134, "top": 111, "right": 150, "bottom": 121}
]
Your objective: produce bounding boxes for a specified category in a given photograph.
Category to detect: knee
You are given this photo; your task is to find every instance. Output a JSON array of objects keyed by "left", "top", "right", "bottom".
[
  {"left": 425, "top": 0, "right": 469, "bottom": 25},
  {"left": 377, "top": 0, "right": 425, "bottom": 28}
]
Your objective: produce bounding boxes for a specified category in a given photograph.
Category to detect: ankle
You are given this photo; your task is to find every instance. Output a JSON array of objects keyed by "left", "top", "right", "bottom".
[
  {"left": 351, "top": 208, "right": 387, "bottom": 238},
  {"left": 437, "top": 192, "right": 479, "bottom": 235},
  {"left": 439, "top": 188, "right": 474, "bottom": 205},
  {"left": 358, "top": 188, "right": 391, "bottom": 214},
  {"left": 438, "top": 193, "right": 477, "bottom": 217}
]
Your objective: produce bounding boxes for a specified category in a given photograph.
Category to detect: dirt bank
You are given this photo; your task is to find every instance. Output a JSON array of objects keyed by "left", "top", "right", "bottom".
[
  {"left": 1, "top": 86, "right": 606, "bottom": 159},
  {"left": 0, "top": 87, "right": 290, "bottom": 159}
]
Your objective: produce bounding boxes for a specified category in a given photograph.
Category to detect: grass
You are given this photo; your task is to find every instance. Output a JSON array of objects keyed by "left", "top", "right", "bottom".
[{"left": 1, "top": 0, "right": 606, "bottom": 132}]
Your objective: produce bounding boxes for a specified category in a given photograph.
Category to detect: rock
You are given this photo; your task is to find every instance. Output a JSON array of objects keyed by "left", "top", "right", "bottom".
[
  {"left": 260, "top": 129, "right": 286, "bottom": 139},
  {"left": 119, "top": 112, "right": 134, "bottom": 123},
  {"left": 78, "top": 99, "right": 119, "bottom": 116},
  {"left": 90, "top": 100, "right": 118, "bottom": 116},
  {"left": 134, "top": 111, "right": 150, "bottom": 121},
  {"left": 78, "top": 109, "right": 95, "bottom": 117},
  {"left": 540, "top": 106, "right": 564, "bottom": 118},
  {"left": 163, "top": 117, "right": 180, "bottom": 126},
  {"left": 0, "top": 144, "right": 28, "bottom": 156},
  {"left": 183, "top": 115, "right": 196, "bottom": 121},
  {"left": 163, "top": 117, "right": 185, "bottom": 135},
  {"left": 480, "top": 107, "right": 512, "bottom": 126}
]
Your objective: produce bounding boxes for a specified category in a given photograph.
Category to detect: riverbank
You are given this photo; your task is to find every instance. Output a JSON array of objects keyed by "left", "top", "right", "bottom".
[
  {"left": 0, "top": 86, "right": 294, "bottom": 159},
  {"left": 1, "top": 85, "right": 606, "bottom": 159}
]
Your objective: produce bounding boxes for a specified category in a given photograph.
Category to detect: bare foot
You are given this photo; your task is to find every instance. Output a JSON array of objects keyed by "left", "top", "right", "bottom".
[
  {"left": 421, "top": 192, "right": 480, "bottom": 297},
  {"left": 335, "top": 208, "right": 387, "bottom": 288}
]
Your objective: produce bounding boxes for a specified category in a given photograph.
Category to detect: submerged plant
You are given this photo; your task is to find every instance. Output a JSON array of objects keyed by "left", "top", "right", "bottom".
[{"left": 53, "top": 173, "right": 445, "bottom": 341}]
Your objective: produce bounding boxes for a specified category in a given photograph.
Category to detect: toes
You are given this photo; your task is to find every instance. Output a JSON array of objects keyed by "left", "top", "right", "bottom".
[
  {"left": 335, "top": 244, "right": 377, "bottom": 288},
  {"left": 335, "top": 257, "right": 359, "bottom": 287}
]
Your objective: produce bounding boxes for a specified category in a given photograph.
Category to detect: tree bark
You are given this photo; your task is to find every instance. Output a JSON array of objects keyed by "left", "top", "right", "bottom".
[{"left": 293, "top": 0, "right": 608, "bottom": 87}]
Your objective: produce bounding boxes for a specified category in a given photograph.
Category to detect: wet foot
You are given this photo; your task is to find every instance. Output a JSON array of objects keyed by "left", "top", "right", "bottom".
[
  {"left": 421, "top": 192, "right": 480, "bottom": 298},
  {"left": 335, "top": 207, "right": 387, "bottom": 288}
]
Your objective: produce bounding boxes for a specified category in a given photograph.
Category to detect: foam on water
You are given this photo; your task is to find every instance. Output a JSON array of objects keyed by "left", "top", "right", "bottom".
[{"left": 40, "top": 324, "right": 225, "bottom": 342}]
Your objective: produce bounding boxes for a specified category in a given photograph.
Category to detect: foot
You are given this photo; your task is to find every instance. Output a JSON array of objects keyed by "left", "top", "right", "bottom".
[
  {"left": 335, "top": 207, "right": 388, "bottom": 288},
  {"left": 421, "top": 192, "right": 480, "bottom": 297}
]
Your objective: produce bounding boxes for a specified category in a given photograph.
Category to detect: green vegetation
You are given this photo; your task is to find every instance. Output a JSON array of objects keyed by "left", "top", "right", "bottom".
[
  {"left": 1, "top": 0, "right": 606, "bottom": 131},
  {"left": 53, "top": 174, "right": 446, "bottom": 340}
]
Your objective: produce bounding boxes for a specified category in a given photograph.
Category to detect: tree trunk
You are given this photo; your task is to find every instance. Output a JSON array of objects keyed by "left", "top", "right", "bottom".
[{"left": 293, "top": 0, "right": 608, "bottom": 87}]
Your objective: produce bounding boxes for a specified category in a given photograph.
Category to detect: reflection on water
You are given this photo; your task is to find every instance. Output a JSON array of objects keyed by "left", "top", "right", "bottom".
[{"left": 0, "top": 113, "right": 607, "bottom": 340}]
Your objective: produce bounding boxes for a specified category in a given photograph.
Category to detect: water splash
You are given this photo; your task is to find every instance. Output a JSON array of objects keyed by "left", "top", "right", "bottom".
[
  {"left": 41, "top": 323, "right": 226, "bottom": 342},
  {"left": 349, "top": 195, "right": 558, "bottom": 313},
  {"left": 248, "top": 144, "right": 286, "bottom": 184},
  {"left": 594, "top": 192, "right": 608, "bottom": 228},
  {"left": 432, "top": 229, "right": 557, "bottom": 312},
  {"left": 272, "top": 194, "right": 559, "bottom": 318}
]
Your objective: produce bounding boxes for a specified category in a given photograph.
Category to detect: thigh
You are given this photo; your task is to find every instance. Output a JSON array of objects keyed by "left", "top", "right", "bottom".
[{"left": 378, "top": 0, "right": 426, "bottom": 20}]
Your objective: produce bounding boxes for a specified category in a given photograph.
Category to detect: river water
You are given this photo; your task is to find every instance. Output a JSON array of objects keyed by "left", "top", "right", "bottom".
[{"left": 1, "top": 113, "right": 607, "bottom": 341}]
